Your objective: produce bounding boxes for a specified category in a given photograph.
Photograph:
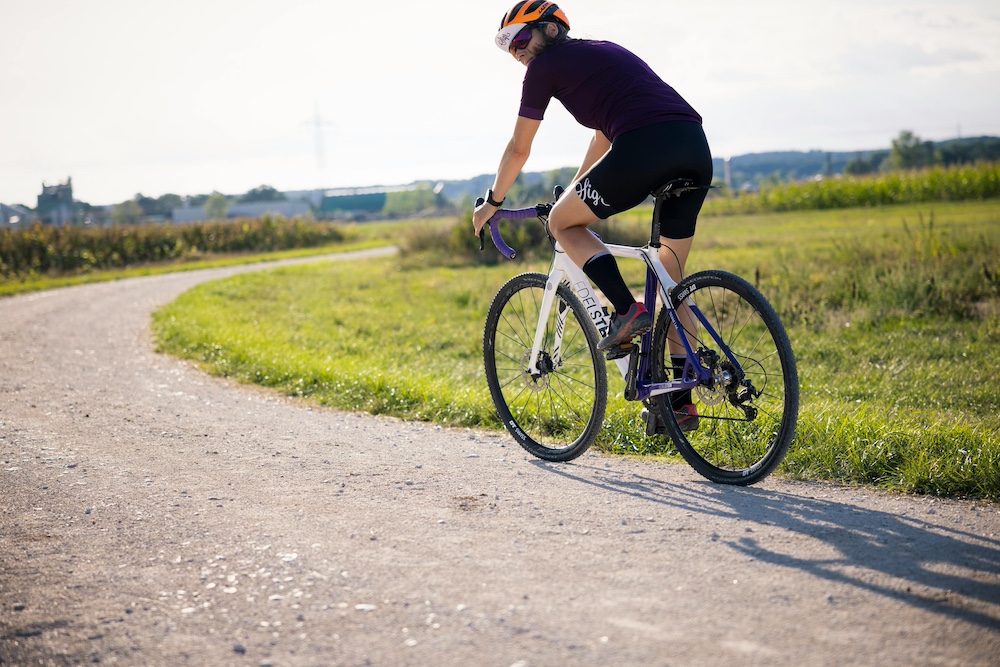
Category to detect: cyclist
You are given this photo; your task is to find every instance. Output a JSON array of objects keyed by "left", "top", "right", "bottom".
[{"left": 472, "top": 1, "right": 713, "bottom": 427}]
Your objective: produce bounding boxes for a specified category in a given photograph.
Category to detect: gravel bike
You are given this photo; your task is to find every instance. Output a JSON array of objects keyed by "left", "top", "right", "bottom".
[{"left": 479, "top": 179, "right": 798, "bottom": 485}]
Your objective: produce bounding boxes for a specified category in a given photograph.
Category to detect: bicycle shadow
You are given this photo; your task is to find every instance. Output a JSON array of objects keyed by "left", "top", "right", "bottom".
[{"left": 530, "top": 459, "right": 1000, "bottom": 630}]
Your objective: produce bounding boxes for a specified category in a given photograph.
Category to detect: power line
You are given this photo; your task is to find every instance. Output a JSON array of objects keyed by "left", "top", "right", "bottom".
[{"left": 303, "top": 100, "right": 334, "bottom": 190}]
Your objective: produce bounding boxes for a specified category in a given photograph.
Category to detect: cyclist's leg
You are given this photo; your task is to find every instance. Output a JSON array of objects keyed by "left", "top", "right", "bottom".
[
  {"left": 651, "top": 123, "right": 712, "bottom": 390},
  {"left": 659, "top": 235, "right": 695, "bottom": 357},
  {"left": 549, "top": 188, "right": 651, "bottom": 349},
  {"left": 548, "top": 193, "right": 634, "bottom": 314},
  {"left": 550, "top": 131, "right": 674, "bottom": 342},
  {"left": 659, "top": 235, "right": 698, "bottom": 419},
  {"left": 547, "top": 192, "right": 604, "bottom": 270},
  {"left": 654, "top": 138, "right": 711, "bottom": 415}
]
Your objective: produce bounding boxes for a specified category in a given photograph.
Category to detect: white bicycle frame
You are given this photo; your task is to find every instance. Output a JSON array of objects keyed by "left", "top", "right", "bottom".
[{"left": 526, "top": 239, "right": 685, "bottom": 400}]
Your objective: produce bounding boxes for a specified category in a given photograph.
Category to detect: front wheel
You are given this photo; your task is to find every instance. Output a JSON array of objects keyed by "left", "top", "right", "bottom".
[
  {"left": 650, "top": 270, "right": 798, "bottom": 485},
  {"left": 484, "top": 273, "right": 607, "bottom": 461}
]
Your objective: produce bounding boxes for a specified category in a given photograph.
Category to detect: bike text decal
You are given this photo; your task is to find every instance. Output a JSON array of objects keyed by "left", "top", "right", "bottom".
[{"left": 573, "top": 280, "right": 611, "bottom": 337}]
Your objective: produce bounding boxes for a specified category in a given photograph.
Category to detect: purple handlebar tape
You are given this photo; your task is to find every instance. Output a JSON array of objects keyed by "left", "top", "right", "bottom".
[{"left": 488, "top": 207, "right": 539, "bottom": 260}]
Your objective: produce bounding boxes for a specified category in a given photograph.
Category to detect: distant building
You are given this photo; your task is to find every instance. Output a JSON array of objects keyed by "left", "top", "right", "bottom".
[
  {"left": 1, "top": 203, "right": 35, "bottom": 228},
  {"left": 170, "top": 185, "right": 422, "bottom": 223},
  {"left": 172, "top": 200, "right": 312, "bottom": 223},
  {"left": 37, "top": 178, "right": 76, "bottom": 226},
  {"left": 282, "top": 189, "right": 326, "bottom": 207},
  {"left": 319, "top": 191, "right": 387, "bottom": 219},
  {"left": 171, "top": 206, "right": 207, "bottom": 224},
  {"left": 319, "top": 184, "right": 416, "bottom": 220},
  {"left": 229, "top": 201, "right": 312, "bottom": 219}
]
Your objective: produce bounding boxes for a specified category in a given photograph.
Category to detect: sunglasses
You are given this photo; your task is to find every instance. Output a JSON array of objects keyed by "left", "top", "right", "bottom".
[{"left": 509, "top": 26, "right": 533, "bottom": 53}]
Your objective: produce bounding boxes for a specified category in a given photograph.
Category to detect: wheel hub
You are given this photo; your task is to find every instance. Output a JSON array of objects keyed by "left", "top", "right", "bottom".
[{"left": 520, "top": 349, "right": 555, "bottom": 393}]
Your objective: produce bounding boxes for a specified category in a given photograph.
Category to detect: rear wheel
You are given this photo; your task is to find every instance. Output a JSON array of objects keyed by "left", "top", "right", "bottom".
[
  {"left": 650, "top": 270, "right": 798, "bottom": 484},
  {"left": 484, "top": 273, "right": 607, "bottom": 461}
]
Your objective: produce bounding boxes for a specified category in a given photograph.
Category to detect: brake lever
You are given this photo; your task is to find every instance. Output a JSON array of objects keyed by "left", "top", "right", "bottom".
[{"left": 476, "top": 197, "right": 486, "bottom": 251}]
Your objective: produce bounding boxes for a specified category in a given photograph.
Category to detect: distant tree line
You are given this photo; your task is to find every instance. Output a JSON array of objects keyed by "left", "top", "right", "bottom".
[
  {"left": 21, "top": 131, "right": 1000, "bottom": 227},
  {"left": 844, "top": 131, "right": 1000, "bottom": 175},
  {"left": 107, "top": 183, "right": 452, "bottom": 225},
  {"left": 111, "top": 185, "right": 287, "bottom": 225},
  {"left": 719, "top": 132, "right": 1000, "bottom": 191}
]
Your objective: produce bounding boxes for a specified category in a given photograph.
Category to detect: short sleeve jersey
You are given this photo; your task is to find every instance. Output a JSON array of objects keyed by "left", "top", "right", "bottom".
[{"left": 518, "top": 39, "right": 701, "bottom": 140}]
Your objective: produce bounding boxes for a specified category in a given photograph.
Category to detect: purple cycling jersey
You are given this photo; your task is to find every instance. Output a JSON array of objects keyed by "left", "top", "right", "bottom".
[{"left": 519, "top": 39, "right": 701, "bottom": 140}]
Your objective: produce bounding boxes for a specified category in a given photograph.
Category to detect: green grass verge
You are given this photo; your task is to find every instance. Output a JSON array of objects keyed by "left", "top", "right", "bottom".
[{"left": 152, "top": 200, "right": 1000, "bottom": 499}]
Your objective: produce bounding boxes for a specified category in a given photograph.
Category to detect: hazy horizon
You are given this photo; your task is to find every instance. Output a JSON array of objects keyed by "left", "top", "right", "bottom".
[{"left": 3, "top": 0, "right": 998, "bottom": 207}]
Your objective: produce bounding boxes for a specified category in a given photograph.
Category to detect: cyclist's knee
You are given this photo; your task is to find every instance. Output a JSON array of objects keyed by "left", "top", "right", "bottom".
[{"left": 548, "top": 191, "right": 597, "bottom": 238}]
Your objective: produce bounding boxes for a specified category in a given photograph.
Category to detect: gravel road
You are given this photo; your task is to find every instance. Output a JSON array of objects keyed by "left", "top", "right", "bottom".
[{"left": 1, "top": 251, "right": 998, "bottom": 666}]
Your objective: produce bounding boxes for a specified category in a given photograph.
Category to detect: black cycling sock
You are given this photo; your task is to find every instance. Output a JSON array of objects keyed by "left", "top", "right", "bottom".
[
  {"left": 671, "top": 354, "right": 693, "bottom": 408},
  {"left": 582, "top": 252, "right": 635, "bottom": 314}
]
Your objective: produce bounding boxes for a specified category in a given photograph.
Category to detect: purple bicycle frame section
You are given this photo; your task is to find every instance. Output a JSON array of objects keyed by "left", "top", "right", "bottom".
[
  {"left": 485, "top": 206, "right": 735, "bottom": 404},
  {"left": 633, "top": 266, "right": 709, "bottom": 402}
]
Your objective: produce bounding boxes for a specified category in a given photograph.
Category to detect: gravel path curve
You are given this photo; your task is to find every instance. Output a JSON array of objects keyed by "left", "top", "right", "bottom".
[{"left": 1, "top": 250, "right": 998, "bottom": 666}]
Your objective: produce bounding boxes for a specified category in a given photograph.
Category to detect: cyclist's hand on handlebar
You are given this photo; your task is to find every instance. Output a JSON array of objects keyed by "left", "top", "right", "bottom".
[{"left": 472, "top": 197, "right": 498, "bottom": 238}]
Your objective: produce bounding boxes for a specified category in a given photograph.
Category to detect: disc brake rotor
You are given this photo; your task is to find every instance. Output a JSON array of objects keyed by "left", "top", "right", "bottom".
[
  {"left": 696, "top": 384, "right": 726, "bottom": 406},
  {"left": 695, "top": 359, "right": 736, "bottom": 406},
  {"left": 520, "top": 349, "right": 551, "bottom": 393}
]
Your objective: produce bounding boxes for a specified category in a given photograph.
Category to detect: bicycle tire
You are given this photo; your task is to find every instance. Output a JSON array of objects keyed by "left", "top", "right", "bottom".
[
  {"left": 484, "top": 273, "right": 607, "bottom": 461},
  {"left": 650, "top": 270, "right": 798, "bottom": 485}
]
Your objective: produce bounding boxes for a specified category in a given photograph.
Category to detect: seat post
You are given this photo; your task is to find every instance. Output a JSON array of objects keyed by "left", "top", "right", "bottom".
[
  {"left": 648, "top": 178, "right": 696, "bottom": 248},
  {"left": 649, "top": 195, "right": 664, "bottom": 248}
]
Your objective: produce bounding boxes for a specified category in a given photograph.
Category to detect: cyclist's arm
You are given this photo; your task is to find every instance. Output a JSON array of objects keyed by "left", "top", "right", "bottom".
[
  {"left": 473, "top": 116, "right": 541, "bottom": 235},
  {"left": 571, "top": 130, "right": 611, "bottom": 184},
  {"left": 492, "top": 116, "right": 541, "bottom": 201}
]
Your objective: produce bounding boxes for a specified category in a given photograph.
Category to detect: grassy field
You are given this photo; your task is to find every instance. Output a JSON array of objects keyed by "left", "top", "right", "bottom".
[{"left": 152, "top": 200, "right": 1000, "bottom": 499}]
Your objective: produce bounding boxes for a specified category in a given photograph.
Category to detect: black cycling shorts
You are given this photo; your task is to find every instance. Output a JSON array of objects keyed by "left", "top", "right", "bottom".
[{"left": 574, "top": 121, "right": 713, "bottom": 239}]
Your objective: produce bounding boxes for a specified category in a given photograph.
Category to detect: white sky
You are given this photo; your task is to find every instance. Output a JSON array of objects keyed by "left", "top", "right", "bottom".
[{"left": 2, "top": 0, "right": 998, "bottom": 206}]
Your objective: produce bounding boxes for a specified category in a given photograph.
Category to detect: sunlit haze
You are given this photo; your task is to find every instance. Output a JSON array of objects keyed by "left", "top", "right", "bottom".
[{"left": 2, "top": 0, "right": 998, "bottom": 206}]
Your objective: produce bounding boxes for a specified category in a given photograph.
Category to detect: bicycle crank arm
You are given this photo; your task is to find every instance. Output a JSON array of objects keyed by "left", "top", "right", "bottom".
[{"left": 623, "top": 345, "right": 641, "bottom": 402}]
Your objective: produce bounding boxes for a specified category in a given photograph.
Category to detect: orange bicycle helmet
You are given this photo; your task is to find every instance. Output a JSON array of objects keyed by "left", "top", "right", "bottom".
[{"left": 495, "top": 1, "right": 570, "bottom": 52}]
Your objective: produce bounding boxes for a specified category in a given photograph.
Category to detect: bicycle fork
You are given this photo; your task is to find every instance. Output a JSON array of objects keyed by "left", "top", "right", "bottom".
[{"left": 525, "top": 262, "right": 616, "bottom": 378}]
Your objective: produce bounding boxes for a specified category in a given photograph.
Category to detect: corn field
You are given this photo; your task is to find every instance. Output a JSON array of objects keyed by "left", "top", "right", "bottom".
[
  {"left": 705, "top": 162, "right": 1000, "bottom": 214},
  {"left": 1, "top": 216, "right": 344, "bottom": 280}
]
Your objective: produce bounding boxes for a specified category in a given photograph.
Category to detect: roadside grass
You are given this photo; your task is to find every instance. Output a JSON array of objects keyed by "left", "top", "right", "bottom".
[
  {"left": 153, "top": 262, "right": 503, "bottom": 425},
  {"left": 152, "top": 200, "right": 1000, "bottom": 499}
]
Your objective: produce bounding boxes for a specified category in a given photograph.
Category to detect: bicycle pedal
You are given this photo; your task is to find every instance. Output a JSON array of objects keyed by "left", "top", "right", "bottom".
[
  {"left": 640, "top": 407, "right": 667, "bottom": 436},
  {"left": 605, "top": 342, "right": 634, "bottom": 360}
]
